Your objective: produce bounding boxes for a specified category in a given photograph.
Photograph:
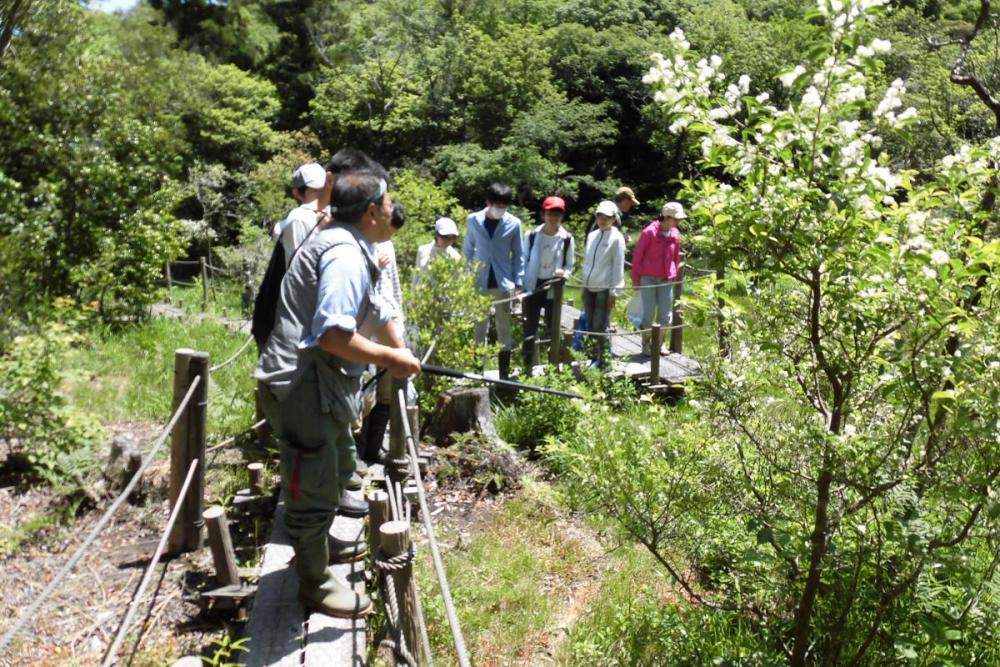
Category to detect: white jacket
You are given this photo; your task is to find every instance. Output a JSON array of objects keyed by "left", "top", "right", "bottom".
[{"left": 581, "top": 226, "right": 625, "bottom": 296}]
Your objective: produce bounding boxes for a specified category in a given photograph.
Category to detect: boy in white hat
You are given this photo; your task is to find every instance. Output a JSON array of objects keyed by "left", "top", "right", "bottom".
[
  {"left": 415, "top": 217, "right": 461, "bottom": 272},
  {"left": 581, "top": 200, "right": 626, "bottom": 368},
  {"left": 273, "top": 162, "right": 331, "bottom": 267}
]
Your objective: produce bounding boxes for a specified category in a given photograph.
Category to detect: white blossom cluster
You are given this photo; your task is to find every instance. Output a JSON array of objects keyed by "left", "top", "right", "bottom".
[{"left": 816, "top": 0, "right": 891, "bottom": 38}]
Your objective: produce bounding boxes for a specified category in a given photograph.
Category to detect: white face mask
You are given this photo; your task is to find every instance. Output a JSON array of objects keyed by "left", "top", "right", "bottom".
[{"left": 488, "top": 205, "right": 507, "bottom": 220}]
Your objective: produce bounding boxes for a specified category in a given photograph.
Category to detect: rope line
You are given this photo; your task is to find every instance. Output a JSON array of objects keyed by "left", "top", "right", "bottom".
[
  {"left": 0, "top": 376, "right": 202, "bottom": 656},
  {"left": 205, "top": 419, "right": 268, "bottom": 454},
  {"left": 397, "top": 389, "right": 471, "bottom": 667},
  {"left": 208, "top": 333, "right": 255, "bottom": 373},
  {"left": 101, "top": 458, "right": 199, "bottom": 666},
  {"left": 375, "top": 545, "right": 420, "bottom": 666}
]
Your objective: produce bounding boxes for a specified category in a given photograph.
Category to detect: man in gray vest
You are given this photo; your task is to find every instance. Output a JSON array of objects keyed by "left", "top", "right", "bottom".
[{"left": 256, "top": 167, "right": 421, "bottom": 619}]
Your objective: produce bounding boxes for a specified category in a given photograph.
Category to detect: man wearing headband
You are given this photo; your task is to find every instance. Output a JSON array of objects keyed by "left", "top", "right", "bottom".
[{"left": 256, "top": 164, "right": 421, "bottom": 620}]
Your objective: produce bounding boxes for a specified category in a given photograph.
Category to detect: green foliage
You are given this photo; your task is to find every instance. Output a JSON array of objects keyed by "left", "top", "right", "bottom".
[
  {"left": 495, "top": 370, "right": 584, "bottom": 449},
  {"left": 0, "top": 303, "right": 106, "bottom": 484},
  {"left": 402, "top": 255, "right": 495, "bottom": 417}
]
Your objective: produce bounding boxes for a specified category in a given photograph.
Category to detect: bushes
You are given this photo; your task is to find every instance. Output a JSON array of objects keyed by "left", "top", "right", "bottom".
[
  {"left": 0, "top": 306, "right": 105, "bottom": 485},
  {"left": 495, "top": 369, "right": 585, "bottom": 449}
]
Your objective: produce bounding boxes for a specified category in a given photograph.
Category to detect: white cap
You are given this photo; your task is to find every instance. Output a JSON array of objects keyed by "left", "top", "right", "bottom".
[
  {"left": 434, "top": 217, "right": 459, "bottom": 236},
  {"left": 661, "top": 201, "right": 687, "bottom": 219},
  {"left": 595, "top": 200, "right": 618, "bottom": 218},
  {"left": 291, "top": 163, "right": 326, "bottom": 190}
]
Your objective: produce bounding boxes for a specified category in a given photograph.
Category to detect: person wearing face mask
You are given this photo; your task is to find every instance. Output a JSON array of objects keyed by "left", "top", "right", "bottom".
[
  {"left": 255, "top": 164, "right": 421, "bottom": 621},
  {"left": 581, "top": 200, "right": 626, "bottom": 368},
  {"left": 464, "top": 182, "right": 524, "bottom": 351},
  {"left": 632, "top": 201, "right": 685, "bottom": 356}
]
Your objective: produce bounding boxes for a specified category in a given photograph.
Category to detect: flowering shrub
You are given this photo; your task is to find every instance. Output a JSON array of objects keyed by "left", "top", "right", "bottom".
[{"left": 556, "top": 0, "right": 1000, "bottom": 663}]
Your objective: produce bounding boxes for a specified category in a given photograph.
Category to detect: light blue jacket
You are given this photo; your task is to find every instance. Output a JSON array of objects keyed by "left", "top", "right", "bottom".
[
  {"left": 463, "top": 208, "right": 524, "bottom": 291},
  {"left": 521, "top": 225, "right": 575, "bottom": 293}
]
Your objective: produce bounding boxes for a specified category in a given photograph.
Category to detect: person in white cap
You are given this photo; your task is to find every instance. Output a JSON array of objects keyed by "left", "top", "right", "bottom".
[
  {"left": 581, "top": 200, "right": 626, "bottom": 368},
  {"left": 272, "top": 162, "right": 331, "bottom": 268},
  {"left": 632, "top": 201, "right": 685, "bottom": 355},
  {"left": 415, "top": 216, "right": 462, "bottom": 272}
]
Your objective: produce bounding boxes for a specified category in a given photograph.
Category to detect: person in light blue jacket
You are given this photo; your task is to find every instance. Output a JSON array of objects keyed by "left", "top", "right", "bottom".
[
  {"left": 520, "top": 195, "right": 575, "bottom": 368},
  {"left": 464, "top": 183, "right": 524, "bottom": 350}
]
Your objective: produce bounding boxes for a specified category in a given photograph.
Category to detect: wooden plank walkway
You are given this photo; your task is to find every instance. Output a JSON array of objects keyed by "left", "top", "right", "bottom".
[
  {"left": 242, "top": 484, "right": 370, "bottom": 667},
  {"left": 560, "top": 304, "right": 700, "bottom": 386}
]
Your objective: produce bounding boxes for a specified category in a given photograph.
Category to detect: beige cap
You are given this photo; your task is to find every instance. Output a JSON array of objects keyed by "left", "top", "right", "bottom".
[{"left": 615, "top": 186, "right": 640, "bottom": 206}]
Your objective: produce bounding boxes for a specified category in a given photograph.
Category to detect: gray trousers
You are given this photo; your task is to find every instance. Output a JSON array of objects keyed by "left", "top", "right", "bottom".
[
  {"left": 474, "top": 288, "right": 514, "bottom": 350},
  {"left": 639, "top": 276, "right": 674, "bottom": 327},
  {"left": 257, "top": 374, "right": 356, "bottom": 547}
]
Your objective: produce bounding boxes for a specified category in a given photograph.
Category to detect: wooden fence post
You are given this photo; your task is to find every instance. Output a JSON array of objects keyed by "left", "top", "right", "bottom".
[
  {"left": 548, "top": 278, "right": 564, "bottom": 366},
  {"left": 203, "top": 506, "right": 240, "bottom": 586},
  {"left": 388, "top": 379, "right": 411, "bottom": 486},
  {"left": 247, "top": 463, "right": 264, "bottom": 495},
  {"left": 170, "top": 350, "right": 208, "bottom": 553},
  {"left": 650, "top": 324, "right": 662, "bottom": 383},
  {"left": 670, "top": 279, "right": 684, "bottom": 355},
  {"left": 255, "top": 384, "right": 272, "bottom": 450},
  {"left": 369, "top": 490, "right": 391, "bottom": 543},
  {"left": 380, "top": 521, "right": 421, "bottom": 665},
  {"left": 169, "top": 349, "right": 193, "bottom": 554},
  {"left": 200, "top": 257, "right": 209, "bottom": 311},
  {"left": 165, "top": 263, "right": 173, "bottom": 303}
]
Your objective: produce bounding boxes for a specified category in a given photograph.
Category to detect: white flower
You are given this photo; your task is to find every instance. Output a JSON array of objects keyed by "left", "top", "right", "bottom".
[
  {"left": 738, "top": 74, "right": 751, "bottom": 95},
  {"left": 875, "top": 79, "right": 905, "bottom": 118},
  {"left": 669, "top": 118, "right": 690, "bottom": 134},
  {"left": 921, "top": 266, "right": 937, "bottom": 280},
  {"left": 871, "top": 38, "right": 891, "bottom": 53},
  {"left": 801, "top": 86, "right": 823, "bottom": 108},
  {"left": 837, "top": 120, "right": 861, "bottom": 138},
  {"left": 930, "top": 249, "right": 950, "bottom": 265},
  {"left": 780, "top": 65, "right": 806, "bottom": 88},
  {"left": 844, "top": 424, "right": 857, "bottom": 437},
  {"left": 708, "top": 107, "right": 731, "bottom": 120},
  {"left": 857, "top": 44, "right": 874, "bottom": 58}
]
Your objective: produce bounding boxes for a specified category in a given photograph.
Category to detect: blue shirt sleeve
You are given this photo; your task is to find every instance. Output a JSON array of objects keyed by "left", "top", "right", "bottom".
[{"left": 300, "top": 244, "right": 370, "bottom": 348}]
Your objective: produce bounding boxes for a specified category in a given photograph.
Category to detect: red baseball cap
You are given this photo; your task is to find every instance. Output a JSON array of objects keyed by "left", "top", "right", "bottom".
[{"left": 541, "top": 196, "right": 566, "bottom": 211}]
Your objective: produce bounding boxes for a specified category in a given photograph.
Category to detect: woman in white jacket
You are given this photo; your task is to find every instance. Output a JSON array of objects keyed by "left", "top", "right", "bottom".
[{"left": 581, "top": 200, "right": 626, "bottom": 367}]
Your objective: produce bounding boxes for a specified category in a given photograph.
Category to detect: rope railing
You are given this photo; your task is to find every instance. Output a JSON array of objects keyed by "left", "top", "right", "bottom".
[
  {"left": 101, "top": 458, "right": 200, "bottom": 666},
  {"left": 208, "top": 333, "right": 255, "bottom": 373},
  {"left": 395, "top": 387, "right": 472, "bottom": 667},
  {"left": 0, "top": 376, "right": 203, "bottom": 656}
]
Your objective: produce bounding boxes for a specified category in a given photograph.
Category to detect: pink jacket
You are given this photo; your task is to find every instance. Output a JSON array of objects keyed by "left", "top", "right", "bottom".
[{"left": 632, "top": 220, "right": 681, "bottom": 286}]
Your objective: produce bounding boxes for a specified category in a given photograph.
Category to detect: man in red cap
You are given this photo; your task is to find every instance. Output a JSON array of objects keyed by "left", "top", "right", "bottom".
[{"left": 520, "top": 196, "right": 575, "bottom": 369}]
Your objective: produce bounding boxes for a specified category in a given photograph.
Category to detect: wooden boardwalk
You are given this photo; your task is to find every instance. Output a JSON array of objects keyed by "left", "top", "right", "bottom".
[
  {"left": 242, "top": 484, "right": 370, "bottom": 667},
  {"left": 560, "top": 304, "right": 700, "bottom": 387}
]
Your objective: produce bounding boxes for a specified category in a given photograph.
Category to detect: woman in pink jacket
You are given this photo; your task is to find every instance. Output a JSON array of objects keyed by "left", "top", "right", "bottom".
[{"left": 631, "top": 201, "right": 684, "bottom": 355}]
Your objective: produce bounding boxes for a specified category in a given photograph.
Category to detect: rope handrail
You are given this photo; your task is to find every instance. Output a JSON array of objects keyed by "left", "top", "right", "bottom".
[
  {"left": 396, "top": 388, "right": 471, "bottom": 667},
  {"left": 205, "top": 419, "right": 268, "bottom": 455},
  {"left": 0, "top": 376, "right": 203, "bottom": 656},
  {"left": 208, "top": 333, "right": 255, "bottom": 373},
  {"left": 101, "top": 458, "right": 199, "bottom": 666},
  {"left": 564, "top": 270, "right": 711, "bottom": 292}
]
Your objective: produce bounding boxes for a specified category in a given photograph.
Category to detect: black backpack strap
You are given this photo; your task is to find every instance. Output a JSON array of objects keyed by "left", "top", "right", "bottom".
[{"left": 562, "top": 235, "right": 571, "bottom": 270}]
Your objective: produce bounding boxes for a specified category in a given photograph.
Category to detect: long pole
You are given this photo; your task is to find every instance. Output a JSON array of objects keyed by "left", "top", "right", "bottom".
[{"left": 421, "top": 364, "right": 582, "bottom": 399}]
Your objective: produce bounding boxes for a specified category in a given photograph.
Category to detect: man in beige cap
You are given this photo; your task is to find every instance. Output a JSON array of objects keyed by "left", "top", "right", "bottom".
[{"left": 613, "top": 186, "right": 640, "bottom": 244}]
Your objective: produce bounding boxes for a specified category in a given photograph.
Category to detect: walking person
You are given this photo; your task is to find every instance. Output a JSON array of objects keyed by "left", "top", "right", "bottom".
[
  {"left": 581, "top": 200, "right": 625, "bottom": 368},
  {"left": 255, "top": 165, "right": 421, "bottom": 620},
  {"left": 464, "top": 183, "right": 524, "bottom": 351},
  {"left": 632, "top": 201, "right": 685, "bottom": 356},
  {"left": 520, "top": 196, "right": 575, "bottom": 368}
]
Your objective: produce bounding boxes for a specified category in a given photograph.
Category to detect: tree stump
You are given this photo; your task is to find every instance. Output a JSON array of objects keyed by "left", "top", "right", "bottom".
[
  {"left": 425, "top": 387, "right": 497, "bottom": 446},
  {"left": 101, "top": 434, "right": 143, "bottom": 498}
]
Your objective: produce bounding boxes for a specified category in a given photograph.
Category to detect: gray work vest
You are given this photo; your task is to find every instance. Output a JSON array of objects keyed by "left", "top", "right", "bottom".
[{"left": 255, "top": 223, "right": 383, "bottom": 422}]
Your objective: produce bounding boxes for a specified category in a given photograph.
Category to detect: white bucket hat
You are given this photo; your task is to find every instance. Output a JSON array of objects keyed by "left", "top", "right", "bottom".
[
  {"left": 434, "top": 217, "right": 459, "bottom": 236},
  {"left": 661, "top": 201, "right": 687, "bottom": 220}
]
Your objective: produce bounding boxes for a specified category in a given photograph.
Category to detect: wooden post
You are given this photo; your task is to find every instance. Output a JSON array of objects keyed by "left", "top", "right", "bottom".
[
  {"left": 368, "top": 490, "right": 390, "bottom": 544},
  {"left": 531, "top": 339, "right": 540, "bottom": 369},
  {"left": 387, "top": 379, "right": 411, "bottom": 486},
  {"left": 165, "top": 262, "right": 173, "bottom": 303},
  {"left": 561, "top": 329, "right": 574, "bottom": 364},
  {"left": 670, "top": 278, "right": 684, "bottom": 355},
  {"left": 203, "top": 506, "right": 240, "bottom": 586},
  {"left": 200, "top": 257, "right": 209, "bottom": 311},
  {"left": 548, "top": 278, "right": 564, "bottom": 365},
  {"left": 650, "top": 324, "right": 662, "bottom": 383},
  {"left": 380, "top": 521, "right": 421, "bottom": 665},
  {"left": 248, "top": 463, "right": 264, "bottom": 495},
  {"left": 169, "top": 349, "right": 193, "bottom": 554},
  {"left": 184, "top": 352, "right": 209, "bottom": 552}
]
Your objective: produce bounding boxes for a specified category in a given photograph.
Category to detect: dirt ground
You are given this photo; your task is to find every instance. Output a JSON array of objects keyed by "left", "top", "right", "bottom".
[{"left": 0, "top": 424, "right": 264, "bottom": 667}]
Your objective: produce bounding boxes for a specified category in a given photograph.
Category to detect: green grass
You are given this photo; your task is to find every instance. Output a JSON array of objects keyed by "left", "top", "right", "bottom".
[{"left": 64, "top": 285, "right": 257, "bottom": 440}]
